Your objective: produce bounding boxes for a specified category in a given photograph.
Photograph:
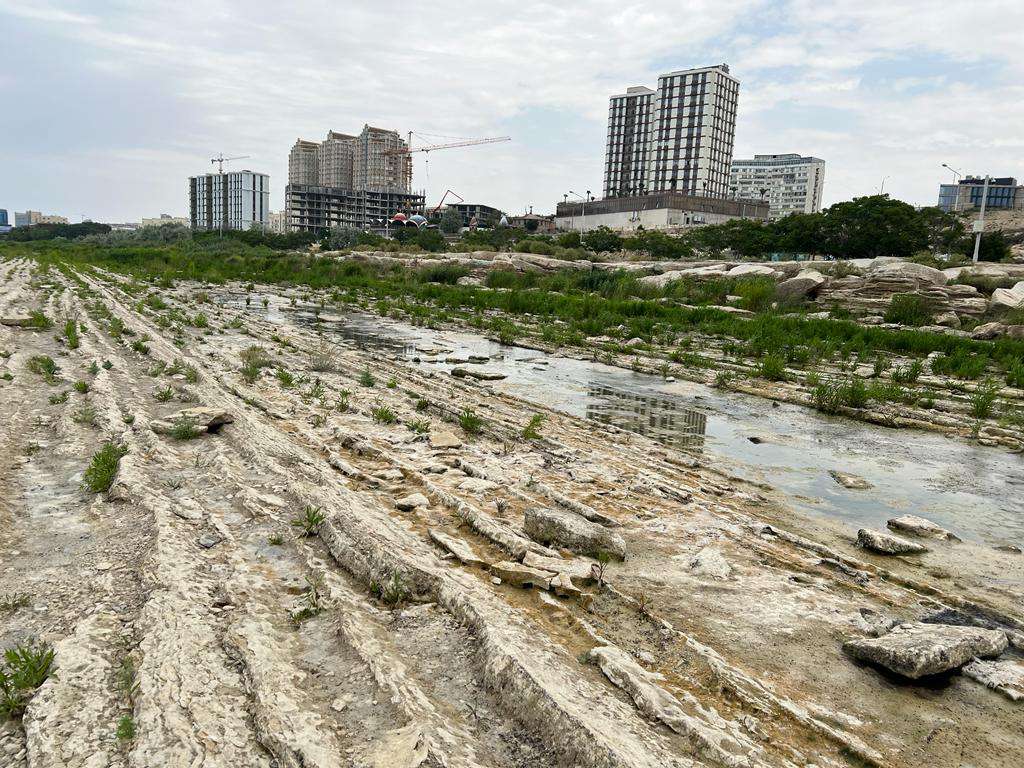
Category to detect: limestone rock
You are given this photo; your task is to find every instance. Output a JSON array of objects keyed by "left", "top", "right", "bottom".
[
  {"left": 457, "top": 477, "right": 499, "bottom": 493},
  {"left": 428, "top": 431, "right": 462, "bottom": 450},
  {"left": 151, "top": 407, "right": 234, "bottom": 435},
  {"left": 857, "top": 528, "right": 928, "bottom": 555},
  {"left": 870, "top": 261, "right": 948, "bottom": 286},
  {"left": 523, "top": 507, "right": 627, "bottom": 560},
  {"left": 829, "top": 470, "right": 872, "bottom": 490},
  {"left": 198, "top": 533, "right": 222, "bottom": 549},
  {"left": 843, "top": 622, "right": 1007, "bottom": 679},
  {"left": 727, "top": 263, "right": 780, "bottom": 279},
  {"left": 776, "top": 269, "right": 826, "bottom": 301},
  {"left": 934, "top": 311, "right": 961, "bottom": 329},
  {"left": 990, "top": 281, "right": 1024, "bottom": 311},
  {"left": 522, "top": 551, "right": 597, "bottom": 586},
  {"left": 972, "top": 321, "right": 1007, "bottom": 340},
  {"left": 962, "top": 658, "right": 1024, "bottom": 702},
  {"left": 450, "top": 367, "right": 506, "bottom": 381},
  {"left": 887, "top": 515, "right": 959, "bottom": 541},
  {"left": 688, "top": 547, "right": 732, "bottom": 579},
  {"left": 395, "top": 492, "right": 430, "bottom": 511},
  {"left": 489, "top": 560, "right": 554, "bottom": 589},
  {"left": 456, "top": 275, "right": 483, "bottom": 286},
  {"left": 429, "top": 529, "right": 487, "bottom": 567}
]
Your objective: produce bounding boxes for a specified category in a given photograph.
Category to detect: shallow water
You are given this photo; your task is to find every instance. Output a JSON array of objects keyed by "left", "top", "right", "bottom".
[{"left": 238, "top": 297, "right": 1024, "bottom": 547}]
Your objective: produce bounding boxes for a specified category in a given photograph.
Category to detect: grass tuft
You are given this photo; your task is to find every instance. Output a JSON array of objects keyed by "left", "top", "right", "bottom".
[
  {"left": 290, "top": 505, "right": 325, "bottom": 537},
  {"left": 0, "top": 639, "right": 55, "bottom": 719},
  {"left": 82, "top": 442, "right": 128, "bottom": 493}
]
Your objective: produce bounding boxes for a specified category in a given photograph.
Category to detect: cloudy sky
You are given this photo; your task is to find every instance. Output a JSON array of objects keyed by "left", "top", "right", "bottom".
[{"left": 2, "top": 1, "right": 1022, "bottom": 222}]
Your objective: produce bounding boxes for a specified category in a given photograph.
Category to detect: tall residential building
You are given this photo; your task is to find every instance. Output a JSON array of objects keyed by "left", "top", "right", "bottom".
[
  {"left": 937, "top": 176, "right": 1023, "bottom": 213},
  {"left": 0, "top": 209, "right": 7, "bottom": 226},
  {"left": 604, "top": 64, "right": 739, "bottom": 200},
  {"left": 188, "top": 170, "right": 270, "bottom": 231},
  {"left": 729, "top": 154, "right": 826, "bottom": 219},
  {"left": 286, "top": 124, "right": 417, "bottom": 232}
]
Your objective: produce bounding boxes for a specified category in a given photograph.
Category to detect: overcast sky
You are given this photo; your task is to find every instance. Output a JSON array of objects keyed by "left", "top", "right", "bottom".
[{"left": 2, "top": 1, "right": 1022, "bottom": 222}]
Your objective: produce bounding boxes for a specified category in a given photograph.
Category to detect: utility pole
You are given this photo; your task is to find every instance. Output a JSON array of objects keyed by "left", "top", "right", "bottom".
[{"left": 971, "top": 175, "right": 990, "bottom": 264}]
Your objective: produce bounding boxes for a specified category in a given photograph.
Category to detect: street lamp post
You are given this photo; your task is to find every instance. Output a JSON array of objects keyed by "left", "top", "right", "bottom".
[
  {"left": 942, "top": 163, "right": 963, "bottom": 212},
  {"left": 971, "top": 175, "right": 990, "bottom": 264},
  {"left": 568, "top": 190, "right": 588, "bottom": 234}
]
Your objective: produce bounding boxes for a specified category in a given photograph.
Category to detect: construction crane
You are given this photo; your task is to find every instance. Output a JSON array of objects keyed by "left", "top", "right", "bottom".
[
  {"left": 210, "top": 154, "right": 250, "bottom": 174},
  {"left": 384, "top": 133, "right": 511, "bottom": 192},
  {"left": 430, "top": 189, "right": 464, "bottom": 218}
]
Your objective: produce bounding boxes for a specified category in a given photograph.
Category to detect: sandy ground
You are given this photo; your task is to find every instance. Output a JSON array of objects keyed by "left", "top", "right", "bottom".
[{"left": 0, "top": 257, "right": 1022, "bottom": 768}]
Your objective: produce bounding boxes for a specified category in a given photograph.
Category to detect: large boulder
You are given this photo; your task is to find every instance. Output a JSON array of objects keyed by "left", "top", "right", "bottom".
[
  {"left": 727, "top": 263, "right": 780, "bottom": 279},
  {"left": 843, "top": 622, "right": 1007, "bottom": 679},
  {"left": 777, "top": 269, "right": 826, "bottom": 301},
  {"left": 523, "top": 507, "right": 627, "bottom": 560},
  {"left": 870, "top": 261, "right": 948, "bottom": 286},
  {"left": 857, "top": 528, "right": 928, "bottom": 555},
  {"left": 971, "top": 322, "right": 1007, "bottom": 340},
  {"left": 990, "top": 281, "right": 1024, "bottom": 312},
  {"left": 150, "top": 407, "right": 233, "bottom": 436},
  {"left": 887, "top": 515, "right": 959, "bottom": 541}
]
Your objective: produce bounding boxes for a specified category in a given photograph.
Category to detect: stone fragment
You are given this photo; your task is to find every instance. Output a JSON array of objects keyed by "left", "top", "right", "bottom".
[
  {"left": 522, "top": 551, "right": 596, "bottom": 586},
  {"left": 852, "top": 608, "right": 901, "bottom": 637},
  {"left": 523, "top": 507, "right": 627, "bottom": 560},
  {"left": 727, "top": 263, "right": 780, "bottom": 278},
  {"left": 395, "top": 493, "right": 429, "bottom": 511},
  {"left": 857, "top": 528, "right": 928, "bottom": 555},
  {"left": 549, "top": 572, "right": 582, "bottom": 598},
  {"left": 990, "top": 281, "right": 1024, "bottom": 311},
  {"left": 450, "top": 367, "right": 506, "bottom": 381},
  {"left": 870, "top": 261, "right": 948, "bottom": 286},
  {"left": 843, "top": 622, "right": 1007, "bottom": 679},
  {"left": 962, "top": 658, "right": 1024, "bottom": 702},
  {"left": 428, "top": 529, "right": 487, "bottom": 567},
  {"left": 428, "top": 431, "right": 462, "bottom": 450},
  {"left": 198, "top": 533, "right": 222, "bottom": 549},
  {"left": 457, "top": 477, "right": 498, "bottom": 493},
  {"left": 829, "top": 471, "right": 872, "bottom": 490},
  {"left": 489, "top": 560, "right": 554, "bottom": 589},
  {"left": 150, "top": 407, "right": 233, "bottom": 436},
  {"left": 687, "top": 547, "right": 731, "bottom": 579},
  {"left": 934, "top": 312, "right": 961, "bottom": 329},
  {"left": 886, "top": 515, "right": 959, "bottom": 541},
  {"left": 971, "top": 321, "right": 1006, "bottom": 340}
]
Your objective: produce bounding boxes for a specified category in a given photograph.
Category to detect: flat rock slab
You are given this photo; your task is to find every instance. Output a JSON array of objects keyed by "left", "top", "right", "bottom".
[
  {"left": 490, "top": 560, "right": 554, "bottom": 590},
  {"left": 428, "top": 529, "right": 487, "bottom": 567},
  {"left": 962, "top": 658, "right": 1024, "bottom": 702},
  {"left": 887, "top": 515, "right": 959, "bottom": 541},
  {"left": 829, "top": 470, "right": 872, "bottom": 490},
  {"left": 429, "top": 431, "right": 463, "bottom": 450},
  {"left": 857, "top": 528, "right": 928, "bottom": 555},
  {"left": 151, "top": 407, "right": 234, "bottom": 435},
  {"left": 843, "top": 622, "right": 1008, "bottom": 679},
  {"left": 522, "top": 551, "right": 597, "bottom": 586},
  {"left": 457, "top": 477, "right": 499, "bottom": 494},
  {"left": 524, "top": 507, "right": 627, "bottom": 561},
  {"left": 451, "top": 367, "right": 507, "bottom": 381},
  {"left": 395, "top": 492, "right": 430, "bottom": 511}
]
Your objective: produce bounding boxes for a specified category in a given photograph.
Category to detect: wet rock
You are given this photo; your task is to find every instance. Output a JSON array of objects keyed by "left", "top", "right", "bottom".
[
  {"left": 198, "top": 533, "right": 222, "bottom": 549},
  {"left": 857, "top": 528, "right": 928, "bottom": 555},
  {"left": 887, "top": 515, "right": 959, "bottom": 541},
  {"left": 395, "top": 493, "right": 429, "bottom": 511},
  {"left": 843, "top": 622, "right": 1007, "bottom": 679},
  {"left": 450, "top": 367, "right": 506, "bottom": 381},
  {"left": 457, "top": 477, "right": 498, "bottom": 494},
  {"left": 962, "top": 658, "right": 1024, "bottom": 702},
  {"left": 688, "top": 547, "right": 731, "bottom": 579},
  {"left": 428, "top": 529, "right": 487, "bottom": 567},
  {"left": 829, "top": 471, "right": 872, "bottom": 490},
  {"left": 971, "top": 321, "right": 1006, "bottom": 340},
  {"left": 523, "top": 507, "right": 627, "bottom": 561},
  {"left": 489, "top": 560, "right": 554, "bottom": 590},
  {"left": 428, "top": 431, "right": 462, "bottom": 450}
]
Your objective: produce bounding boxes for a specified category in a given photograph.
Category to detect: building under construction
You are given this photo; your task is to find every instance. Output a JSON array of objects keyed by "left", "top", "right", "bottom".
[{"left": 286, "top": 125, "right": 422, "bottom": 232}]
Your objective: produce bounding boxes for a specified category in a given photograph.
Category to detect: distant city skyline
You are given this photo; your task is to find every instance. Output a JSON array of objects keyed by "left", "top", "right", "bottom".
[{"left": 1, "top": 1, "right": 1022, "bottom": 222}]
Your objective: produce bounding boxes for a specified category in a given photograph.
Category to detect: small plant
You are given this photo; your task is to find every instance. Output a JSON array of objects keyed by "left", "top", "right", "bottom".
[
  {"left": 130, "top": 339, "right": 150, "bottom": 356},
  {"left": 48, "top": 391, "right": 69, "bottom": 405},
  {"left": 592, "top": 551, "right": 612, "bottom": 587},
  {"left": 970, "top": 379, "right": 1002, "bottom": 420},
  {"left": 843, "top": 377, "right": 869, "bottom": 409},
  {"left": 73, "top": 379, "right": 90, "bottom": 394},
  {"left": 82, "top": 442, "right": 128, "bottom": 493},
  {"left": 170, "top": 415, "right": 200, "bottom": 440},
  {"left": 713, "top": 370, "right": 733, "bottom": 388},
  {"left": 884, "top": 294, "right": 934, "bottom": 327},
  {"left": 0, "top": 639, "right": 55, "bottom": 719},
  {"left": 371, "top": 403, "right": 398, "bottom": 424},
  {"left": 291, "top": 574, "right": 326, "bottom": 624},
  {"left": 275, "top": 368, "right": 295, "bottom": 388},
  {"left": 116, "top": 715, "right": 136, "bottom": 742},
  {"left": 154, "top": 385, "right": 174, "bottom": 402},
  {"left": 892, "top": 359, "right": 924, "bottom": 384},
  {"left": 72, "top": 403, "right": 98, "bottom": 426},
  {"left": 415, "top": 398, "right": 429, "bottom": 412},
  {"left": 0, "top": 593, "right": 30, "bottom": 614},
  {"left": 27, "top": 355, "right": 60, "bottom": 384},
  {"left": 406, "top": 418, "right": 430, "bottom": 434},
  {"left": 307, "top": 379, "right": 325, "bottom": 401},
  {"left": 872, "top": 354, "right": 889, "bottom": 379},
  {"left": 458, "top": 407, "right": 484, "bottom": 435},
  {"left": 122, "top": 412, "right": 135, "bottom": 425},
  {"left": 63, "top": 317, "right": 80, "bottom": 349},
  {"left": 27, "top": 310, "right": 53, "bottom": 330},
  {"left": 88, "top": 360, "right": 100, "bottom": 376},
  {"left": 267, "top": 533, "right": 284, "bottom": 546},
  {"left": 311, "top": 412, "right": 327, "bottom": 427},
  {"left": 335, "top": 389, "right": 351, "bottom": 411},
  {"left": 290, "top": 505, "right": 325, "bottom": 537},
  {"left": 308, "top": 345, "right": 337, "bottom": 373},
  {"left": 358, "top": 367, "right": 376, "bottom": 387},
  {"left": 192, "top": 312, "right": 209, "bottom": 328},
  {"left": 522, "top": 413, "right": 545, "bottom": 440},
  {"left": 378, "top": 572, "right": 409, "bottom": 607},
  {"left": 758, "top": 353, "right": 787, "bottom": 382},
  {"left": 386, "top": 377, "right": 397, "bottom": 389},
  {"left": 148, "top": 361, "right": 167, "bottom": 377},
  {"left": 239, "top": 345, "right": 273, "bottom": 384}
]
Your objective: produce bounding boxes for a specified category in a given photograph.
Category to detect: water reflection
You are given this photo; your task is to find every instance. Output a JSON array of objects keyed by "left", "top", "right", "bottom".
[{"left": 586, "top": 385, "right": 707, "bottom": 450}]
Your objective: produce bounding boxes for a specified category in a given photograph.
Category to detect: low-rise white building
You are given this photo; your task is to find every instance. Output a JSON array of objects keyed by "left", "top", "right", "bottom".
[
  {"left": 140, "top": 214, "right": 189, "bottom": 228},
  {"left": 188, "top": 170, "right": 269, "bottom": 231},
  {"left": 555, "top": 193, "right": 768, "bottom": 233},
  {"left": 729, "top": 154, "right": 825, "bottom": 219}
]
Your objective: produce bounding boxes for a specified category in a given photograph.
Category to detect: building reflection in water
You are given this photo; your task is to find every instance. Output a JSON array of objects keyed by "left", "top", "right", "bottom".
[{"left": 585, "top": 384, "right": 707, "bottom": 450}]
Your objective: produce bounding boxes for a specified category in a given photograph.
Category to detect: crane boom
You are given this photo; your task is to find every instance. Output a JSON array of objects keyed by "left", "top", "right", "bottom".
[
  {"left": 211, "top": 154, "right": 251, "bottom": 173},
  {"left": 384, "top": 136, "right": 510, "bottom": 156}
]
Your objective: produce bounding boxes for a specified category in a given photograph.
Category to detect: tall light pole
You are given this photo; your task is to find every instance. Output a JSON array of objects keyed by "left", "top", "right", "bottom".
[
  {"left": 942, "top": 163, "right": 963, "bottom": 212},
  {"left": 568, "top": 190, "right": 588, "bottom": 234},
  {"left": 971, "top": 175, "right": 990, "bottom": 264}
]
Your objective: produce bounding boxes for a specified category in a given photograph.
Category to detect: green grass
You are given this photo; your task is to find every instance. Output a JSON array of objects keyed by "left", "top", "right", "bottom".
[
  {"left": 48, "top": 391, "right": 68, "bottom": 405},
  {"left": 63, "top": 317, "right": 80, "bottom": 349},
  {"left": 406, "top": 418, "right": 430, "bottom": 434},
  {"left": 27, "top": 355, "right": 60, "bottom": 384},
  {"left": 970, "top": 379, "right": 1002, "bottom": 420},
  {"left": 891, "top": 359, "right": 924, "bottom": 384},
  {"left": 0, "top": 639, "right": 55, "bottom": 719},
  {"left": 72, "top": 403, "right": 98, "bottom": 426},
  {"left": 522, "top": 413, "right": 545, "bottom": 439},
  {"left": 275, "top": 368, "right": 295, "bottom": 388},
  {"left": 169, "top": 415, "right": 200, "bottom": 440},
  {"left": 371, "top": 403, "right": 398, "bottom": 424},
  {"left": 88, "top": 360, "right": 100, "bottom": 375},
  {"left": 415, "top": 398, "right": 429, "bottom": 412},
  {"left": 758, "top": 353, "right": 788, "bottom": 382},
  {"left": 27, "top": 309, "right": 53, "bottom": 329},
  {"left": 82, "top": 442, "right": 128, "bottom": 493},
  {"left": 73, "top": 379, "right": 89, "bottom": 393},
  {"left": 458, "top": 407, "right": 484, "bottom": 435},
  {"left": 154, "top": 385, "right": 174, "bottom": 402},
  {"left": 239, "top": 345, "right": 273, "bottom": 383},
  {"left": 358, "top": 368, "right": 375, "bottom": 387},
  {"left": 130, "top": 339, "right": 150, "bottom": 355},
  {"left": 884, "top": 294, "right": 934, "bottom": 327},
  {"left": 116, "top": 715, "right": 136, "bottom": 741},
  {"left": 290, "top": 505, "right": 325, "bottom": 537}
]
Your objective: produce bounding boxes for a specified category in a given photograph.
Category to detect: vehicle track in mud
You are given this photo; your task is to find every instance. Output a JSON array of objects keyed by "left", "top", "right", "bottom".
[{"left": 1, "top": 258, "right": 1022, "bottom": 768}]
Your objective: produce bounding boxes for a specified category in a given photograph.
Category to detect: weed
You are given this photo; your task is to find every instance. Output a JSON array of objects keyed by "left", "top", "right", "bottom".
[
  {"left": 1005, "top": 361, "right": 1024, "bottom": 389},
  {"left": 148, "top": 361, "right": 167, "bottom": 377},
  {"left": 116, "top": 715, "right": 136, "bottom": 742},
  {"left": 458, "top": 408, "right": 484, "bottom": 435},
  {"left": 275, "top": 368, "right": 295, "bottom": 388},
  {"left": 884, "top": 294, "right": 934, "bottom": 326},
  {"left": 712, "top": 370, "right": 733, "bottom": 388},
  {"left": 358, "top": 368, "right": 375, "bottom": 387},
  {"left": 170, "top": 415, "right": 201, "bottom": 440},
  {"left": 335, "top": 389, "right": 351, "bottom": 411},
  {"left": 371, "top": 403, "right": 398, "bottom": 424},
  {"left": 192, "top": 312, "right": 209, "bottom": 328},
  {"left": 63, "top": 317, "right": 80, "bottom": 349},
  {"left": 27, "top": 310, "right": 53, "bottom": 330},
  {"left": 88, "top": 360, "right": 100, "bottom": 376},
  {"left": 378, "top": 572, "right": 409, "bottom": 607},
  {"left": 27, "top": 355, "right": 60, "bottom": 384},
  {"left": 73, "top": 380, "right": 90, "bottom": 394},
  {"left": 311, "top": 412, "right": 327, "bottom": 427},
  {"left": 154, "top": 385, "right": 174, "bottom": 402},
  {"left": 592, "top": 551, "right": 612, "bottom": 587},
  {"left": 415, "top": 398, "right": 429, "bottom": 412},
  {"left": 892, "top": 359, "right": 924, "bottom": 384},
  {"left": 72, "top": 403, "right": 98, "bottom": 426},
  {"left": 872, "top": 354, "right": 889, "bottom": 379},
  {"left": 970, "top": 379, "right": 1002, "bottom": 420},
  {"left": 48, "top": 391, "right": 68, "bottom": 405},
  {"left": 308, "top": 345, "right": 337, "bottom": 372},
  {"left": 122, "top": 412, "right": 135, "bottom": 425},
  {"left": 130, "top": 339, "right": 150, "bottom": 355},
  {"left": 406, "top": 418, "right": 430, "bottom": 434},
  {"left": 290, "top": 505, "right": 325, "bottom": 537},
  {"left": 386, "top": 377, "right": 397, "bottom": 389},
  {"left": 0, "top": 593, "right": 30, "bottom": 614},
  {"left": 82, "top": 442, "right": 127, "bottom": 493},
  {"left": 239, "top": 345, "right": 273, "bottom": 383},
  {"left": 291, "top": 574, "right": 326, "bottom": 624},
  {"left": 931, "top": 349, "right": 987, "bottom": 380},
  {"left": 0, "top": 639, "right": 55, "bottom": 719},
  {"left": 844, "top": 376, "right": 869, "bottom": 408},
  {"left": 267, "top": 533, "right": 284, "bottom": 546},
  {"left": 307, "top": 379, "right": 325, "bottom": 401},
  {"left": 758, "top": 353, "right": 788, "bottom": 382},
  {"left": 522, "top": 413, "right": 545, "bottom": 440}
]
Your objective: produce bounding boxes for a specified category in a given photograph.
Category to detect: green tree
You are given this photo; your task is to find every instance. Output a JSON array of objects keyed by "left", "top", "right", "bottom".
[
  {"left": 413, "top": 228, "right": 447, "bottom": 252},
  {"left": 816, "top": 195, "right": 928, "bottom": 259},
  {"left": 328, "top": 226, "right": 361, "bottom": 250},
  {"left": 556, "top": 230, "right": 582, "bottom": 248},
  {"left": 968, "top": 231, "right": 1011, "bottom": 262},
  {"left": 439, "top": 207, "right": 463, "bottom": 234},
  {"left": 622, "top": 230, "right": 693, "bottom": 259},
  {"left": 581, "top": 226, "right": 623, "bottom": 253}
]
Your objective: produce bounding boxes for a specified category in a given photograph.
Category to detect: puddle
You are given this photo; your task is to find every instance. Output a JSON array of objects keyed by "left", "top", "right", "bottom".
[{"left": 235, "top": 298, "right": 1024, "bottom": 547}]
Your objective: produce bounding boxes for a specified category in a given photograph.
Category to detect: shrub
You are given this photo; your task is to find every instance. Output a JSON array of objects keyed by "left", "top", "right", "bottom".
[
  {"left": 970, "top": 379, "right": 1001, "bottom": 419},
  {"left": 82, "top": 442, "right": 128, "bottom": 493},
  {"left": 758, "top": 353, "right": 788, "bottom": 381},
  {"left": 884, "top": 294, "right": 934, "bottom": 327}
]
